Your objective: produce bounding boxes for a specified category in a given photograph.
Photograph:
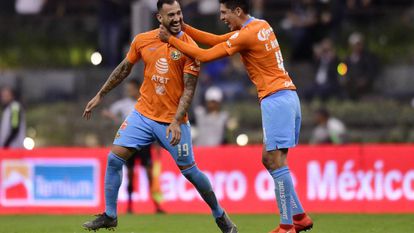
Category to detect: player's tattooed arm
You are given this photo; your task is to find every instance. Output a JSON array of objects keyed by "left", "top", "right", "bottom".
[
  {"left": 83, "top": 58, "right": 134, "bottom": 120},
  {"left": 98, "top": 58, "right": 134, "bottom": 97},
  {"left": 166, "top": 73, "right": 197, "bottom": 145},
  {"left": 174, "top": 73, "right": 198, "bottom": 122}
]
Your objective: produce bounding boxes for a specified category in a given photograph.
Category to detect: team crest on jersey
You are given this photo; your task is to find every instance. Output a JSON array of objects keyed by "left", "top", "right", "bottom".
[{"left": 170, "top": 50, "right": 182, "bottom": 60}]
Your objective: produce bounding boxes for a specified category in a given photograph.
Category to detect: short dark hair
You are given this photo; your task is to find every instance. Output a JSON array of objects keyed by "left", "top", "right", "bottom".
[
  {"left": 157, "top": 0, "right": 177, "bottom": 11},
  {"left": 127, "top": 79, "right": 141, "bottom": 88},
  {"left": 219, "top": 0, "right": 250, "bottom": 14}
]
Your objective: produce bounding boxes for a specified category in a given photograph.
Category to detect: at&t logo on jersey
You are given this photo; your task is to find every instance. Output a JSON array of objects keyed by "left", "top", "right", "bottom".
[
  {"left": 155, "top": 58, "right": 169, "bottom": 74},
  {"left": 153, "top": 57, "right": 171, "bottom": 95}
]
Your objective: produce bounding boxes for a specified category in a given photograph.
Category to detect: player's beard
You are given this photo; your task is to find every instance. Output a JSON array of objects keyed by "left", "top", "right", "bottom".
[{"left": 166, "top": 18, "right": 182, "bottom": 35}]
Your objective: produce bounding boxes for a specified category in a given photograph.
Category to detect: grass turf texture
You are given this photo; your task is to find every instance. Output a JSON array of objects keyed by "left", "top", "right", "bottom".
[{"left": 1, "top": 214, "right": 413, "bottom": 233}]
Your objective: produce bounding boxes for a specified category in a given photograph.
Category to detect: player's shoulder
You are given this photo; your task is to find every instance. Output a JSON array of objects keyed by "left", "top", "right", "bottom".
[
  {"left": 181, "top": 32, "right": 197, "bottom": 45},
  {"left": 132, "top": 29, "right": 159, "bottom": 43},
  {"left": 245, "top": 19, "right": 270, "bottom": 32}
]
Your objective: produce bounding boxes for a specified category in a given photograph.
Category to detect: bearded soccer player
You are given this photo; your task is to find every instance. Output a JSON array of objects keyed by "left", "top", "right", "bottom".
[
  {"left": 158, "top": 0, "right": 313, "bottom": 233},
  {"left": 81, "top": 1, "right": 237, "bottom": 232}
]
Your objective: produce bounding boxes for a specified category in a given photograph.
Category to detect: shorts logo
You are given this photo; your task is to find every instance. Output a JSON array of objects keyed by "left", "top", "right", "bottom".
[
  {"left": 120, "top": 121, "right": 128, "bottom": 130},
  {"left": 155, "top": 58, "right": 169, "bottom": 74},
  {"left": 170, "top": 50, "right": 181, "bottom": 60}
]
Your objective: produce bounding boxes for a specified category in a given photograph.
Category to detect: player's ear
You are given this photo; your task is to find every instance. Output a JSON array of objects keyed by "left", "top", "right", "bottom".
[
  {"left": 156, "top": 13, "right": 162, "bottom": 23},
  {"left": 235, "top": 7, "right": 242, "bottom": 16}
]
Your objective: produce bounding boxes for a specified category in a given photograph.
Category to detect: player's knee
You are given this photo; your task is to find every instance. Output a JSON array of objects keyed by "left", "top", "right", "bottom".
[
  {"left": 178, "top": 163, "right": 196, "bottom": 171},
  {"left": 110, "top": 145, "right": 135, "bottom": 160},
  {"left": 180, "top": 164, "right": 198, "bottom": 181},
  {"left": 262, "top": 150, "right": 288, "bottom": 170}
]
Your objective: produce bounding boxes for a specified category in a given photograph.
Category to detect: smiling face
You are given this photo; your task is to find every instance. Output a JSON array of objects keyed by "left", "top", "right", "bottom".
[
  {"left": 219, "top": 3, "right": 241, "bottom": 31},
  {"left": 157, "top": 1, "right": 183, "bottom": 35}
]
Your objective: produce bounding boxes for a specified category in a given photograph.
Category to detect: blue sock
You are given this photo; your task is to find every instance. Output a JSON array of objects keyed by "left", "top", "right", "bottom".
[
  {"left": 181, "top": 165, "right": 224, "bottom": 218},
  {"left": 290, "top": 189, "right": 305, "bottom": 216},
  {"left": 104, "top": 152, "right": 125, "bottom": 218},
  {"left": 269, "top": 166, "right": 293, "bottom": 225}
]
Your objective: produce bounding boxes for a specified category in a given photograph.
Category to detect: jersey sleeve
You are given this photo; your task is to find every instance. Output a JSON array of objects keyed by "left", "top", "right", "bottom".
[
  {"left": 126, "top": 35, "right": 142, "bottom": 64},
  {"left": 223, "top": 30, "right": 250, "bottom": 56},
  {"left": 183, "top": 40, "right": 200, "bottom": 77},
  {"left": 184, "top": 24, "right": 236, "bottom": 46}
]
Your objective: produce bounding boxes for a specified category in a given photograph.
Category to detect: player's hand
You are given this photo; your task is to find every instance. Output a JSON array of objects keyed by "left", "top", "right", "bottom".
[
  {"left": 159, "top": 25, "right": 172, "bottom": 43},
  {"left": 166, "top": 120, "right": 181, "bottom": 146},
  {"left": 83, "top": 94, "right": 103, "bottom": 120}
]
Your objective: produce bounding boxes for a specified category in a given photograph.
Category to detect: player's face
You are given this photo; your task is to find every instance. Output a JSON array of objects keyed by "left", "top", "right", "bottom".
[
  {"left": 0, "top": 88, "right": 13, "bottom": 105},
  {"left": 220, "top": 4, "right": 241, "bottom": 31},
  {"left": 157, "top": 1, "right": 183, "bottom": 35}
]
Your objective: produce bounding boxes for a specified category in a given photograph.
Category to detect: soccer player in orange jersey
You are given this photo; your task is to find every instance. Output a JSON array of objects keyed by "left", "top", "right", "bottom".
[
  {"left": 158, "top": 1, "right": 313, "bottom": 233},
  {"left": 81, "top": 1, "right": 237, "bottom": 232}
]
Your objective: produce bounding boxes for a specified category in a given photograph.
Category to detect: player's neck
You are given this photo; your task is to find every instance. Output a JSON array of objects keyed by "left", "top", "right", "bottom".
[{"left": 239, "top": 14, "right": 253, "bottom": 29}]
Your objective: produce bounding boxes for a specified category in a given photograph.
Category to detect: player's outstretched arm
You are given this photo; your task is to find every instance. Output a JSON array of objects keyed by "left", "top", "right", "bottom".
[
  {"left": 169, "top": 36, "right": 229, "bottom": 63},
  {"left": 184, "top": 24, "right": 235, "bottom": 47},
  {"left": 166, "top": 73, "right": 198, "bottom": 146},
  {"left": 83, "top": 58, "right": 134, "bottom": 120}
]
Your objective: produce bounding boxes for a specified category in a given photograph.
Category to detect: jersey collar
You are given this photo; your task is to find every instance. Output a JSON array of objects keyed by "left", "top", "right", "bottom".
[
  {"left": 242, "top": 16, "right": 255, "bottom": 28},
  {"left": 175, "top": 31, "right": 184, "bottom": 38}
]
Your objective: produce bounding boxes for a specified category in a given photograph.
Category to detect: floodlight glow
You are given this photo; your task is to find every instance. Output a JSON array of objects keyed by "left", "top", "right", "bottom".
[
  {"left": 23, "top": 137, "right": 35, "bottom": 150},
  {"left": 236, "top": 134, "right": 249, "bottom": 146},
  {"left": 91, "top": 52, "right": 102, "bottom": 66}
]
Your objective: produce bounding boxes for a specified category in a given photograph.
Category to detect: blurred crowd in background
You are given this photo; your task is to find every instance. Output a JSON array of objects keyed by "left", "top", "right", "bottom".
[{"left": 1, "top": 0, "right": 414, "bottom": 148}]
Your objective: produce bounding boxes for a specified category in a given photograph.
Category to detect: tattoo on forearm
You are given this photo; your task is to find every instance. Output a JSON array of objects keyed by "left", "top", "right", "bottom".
[
  {"left": 99, "top": 59, "right": 133, "bottom": 97},
  {"left": 174, "top": 73, "right": 198, "bottom": 122}
]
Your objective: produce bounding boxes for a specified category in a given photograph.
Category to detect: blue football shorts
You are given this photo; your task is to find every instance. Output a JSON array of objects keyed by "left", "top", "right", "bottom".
[
  {"left": 261, "top": 90, "right": 301, "bottom": 151},
  {"left": 113, "top": 110, "right": 194, "bottom": 166}
]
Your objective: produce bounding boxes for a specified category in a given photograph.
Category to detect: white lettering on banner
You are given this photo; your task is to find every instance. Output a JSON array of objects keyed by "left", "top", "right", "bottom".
[
  {"left": 159, "top": 170, "right": 247, "bottom": 201},
  {"left": 308, "top": 160, "right": 337, "bottom": 200},
  {"left": 403, "top": 171, "right": 414, "bottom": 200},
  {"left": 374, "top": 161, "right": 384, "bottom": 200},
  {"left": 35, "top": 177, "right": 92, "bottom": 198},
  {"left": 384, "top": 171, "right": 402, "bottom": 201},
  {"left": 161, "top": 172, "right": 178, "bottom": 201},
  {"left": 307, "top": 160, "right": 414, "bottom": 201},
  {"left": 255, "top": 170, "right": 275, "bottom": 200},
  {"left": 226, "top": 171, "right": 247, "bottom": 201},
  {"left": 338, "top": 161, "right": 357, "bottom": 200}
]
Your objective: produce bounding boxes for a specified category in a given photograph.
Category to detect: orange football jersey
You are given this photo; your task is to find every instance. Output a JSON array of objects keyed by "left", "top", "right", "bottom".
[
  {"left": 223, "top": 19, "right": 296, "bottom": 100},
  {"left": 126, "top": 29, "right": 200, "bottom": 123}
]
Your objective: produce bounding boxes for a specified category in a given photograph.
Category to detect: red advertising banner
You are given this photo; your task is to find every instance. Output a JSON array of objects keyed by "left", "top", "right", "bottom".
[{"left": 1, "top": 145, "right": 414, "bottom": 214}]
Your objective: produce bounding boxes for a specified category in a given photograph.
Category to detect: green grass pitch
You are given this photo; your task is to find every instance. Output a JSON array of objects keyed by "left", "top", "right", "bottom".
[{"left": 1, "top": 214, "right": 413, "bottom": 233}]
